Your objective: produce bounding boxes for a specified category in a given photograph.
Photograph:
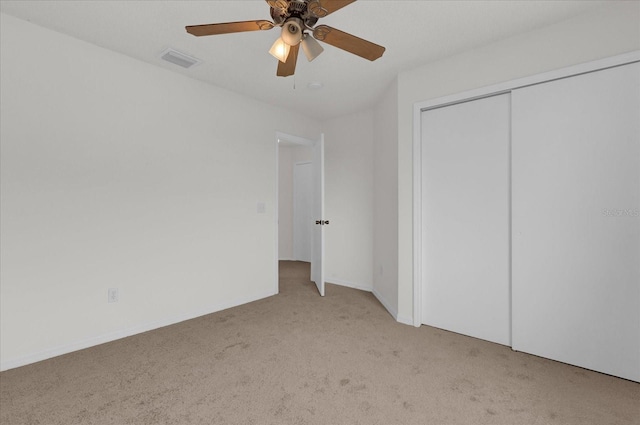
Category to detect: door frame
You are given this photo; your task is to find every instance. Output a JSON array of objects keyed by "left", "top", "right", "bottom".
[
  {"left": 275, "top": 131, "right": 319, "bottom": 294},
  {"left": 411, "top": 51, "right": 640, "bottom": 327}
]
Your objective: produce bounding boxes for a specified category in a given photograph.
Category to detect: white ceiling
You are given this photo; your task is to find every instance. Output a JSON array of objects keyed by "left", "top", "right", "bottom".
[{"left": 0, "top": 0, "right": 610, "bottom": 120}]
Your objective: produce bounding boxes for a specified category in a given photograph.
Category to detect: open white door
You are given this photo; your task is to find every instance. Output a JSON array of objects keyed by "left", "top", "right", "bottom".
[{"left": 310, "top": 133, "right": 325, "bottom": 296}]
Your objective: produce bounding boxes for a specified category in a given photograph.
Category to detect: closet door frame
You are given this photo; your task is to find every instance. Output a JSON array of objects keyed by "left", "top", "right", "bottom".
[{"left": 411, "top": 51, "right": 640, "bottom": 328}]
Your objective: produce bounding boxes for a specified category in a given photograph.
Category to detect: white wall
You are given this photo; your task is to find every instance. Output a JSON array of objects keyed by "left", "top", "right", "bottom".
[
  {"left": 396, "top": 2, "right": 640, "bottom": 322},
  {"left": 278, "top": 145, "right": 312, "bottom": 261},
  {"left": 0, "top": 13, "right": 321, "bottom": 370},
  {"left": 278, "top": 147, "right": 294, "bottom": 260},
  {"left": 373, "top": 81, "right": 399, "bottom": 319},
  {"left": 322, "top": 111, "right": 374, "bottom": 292}
]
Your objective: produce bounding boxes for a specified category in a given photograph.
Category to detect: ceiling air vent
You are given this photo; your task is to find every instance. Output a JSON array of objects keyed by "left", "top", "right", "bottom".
[{"left": 159, "top": 48, "right": 201, "bottom": 69}]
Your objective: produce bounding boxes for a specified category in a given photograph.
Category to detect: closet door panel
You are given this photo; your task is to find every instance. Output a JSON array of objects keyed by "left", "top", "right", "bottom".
[
  {"left": 421, "top": 94, "right": 511, "bottom": 346},
  {"left": 512, "top": 63, "right": 640, "bottom": 381}
]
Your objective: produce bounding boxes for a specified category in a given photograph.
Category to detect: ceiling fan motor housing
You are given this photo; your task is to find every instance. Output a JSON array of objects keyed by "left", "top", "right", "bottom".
[{"left": 289, "top": 0, "right": 307, "bottom": 14}]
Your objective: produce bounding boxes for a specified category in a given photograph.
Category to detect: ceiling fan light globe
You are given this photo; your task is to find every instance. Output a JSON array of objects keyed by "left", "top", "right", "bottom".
[
  {"left": 301, "top": 34, "right": 324, "bottom": 62},
  {"left": 269, "top": 37, "right": 290, "bottom": 62},
  {"left": 281, "top": 18, "right": 303, "bottom": 46}
]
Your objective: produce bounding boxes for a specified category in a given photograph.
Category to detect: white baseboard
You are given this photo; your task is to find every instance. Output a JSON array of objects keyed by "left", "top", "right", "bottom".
[
  {"left": 396, "top": 314, "right": 414, "bottom": 326},
  {"left": 327, "top": 278, "right": 372, "bottom": 293},
  {"left": 0, "top": 289, "right": 277, "bottom": 372},
  {"left": 371, "top": 288, "right": 398, "bottom": 320},
  {"left": 327, "top": 280, "right": 402, "bottom": 323}
]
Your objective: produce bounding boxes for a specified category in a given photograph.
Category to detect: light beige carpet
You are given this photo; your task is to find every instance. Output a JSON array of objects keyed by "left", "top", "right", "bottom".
[{"left": 1, "top": 261, "right": 638, "bottom": 424}]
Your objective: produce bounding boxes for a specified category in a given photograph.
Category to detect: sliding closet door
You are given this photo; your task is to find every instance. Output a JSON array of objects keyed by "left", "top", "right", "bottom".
[
  {"left": 512, "top": 63, "right": 640, "bottom": 381},
  {"left": 421, "top": 94, "right": 511, "bottom": 346}
]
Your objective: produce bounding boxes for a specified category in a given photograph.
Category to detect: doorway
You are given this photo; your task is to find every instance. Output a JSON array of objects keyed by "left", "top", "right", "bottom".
[{"left": 275, "top": 132, "right": 325, "bottom": 296}]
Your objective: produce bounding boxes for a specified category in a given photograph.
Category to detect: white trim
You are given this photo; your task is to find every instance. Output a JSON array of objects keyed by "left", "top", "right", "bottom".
[
  {"left": 397, "top": 315, "right": 413, "bottom": 326},
  {"left": 327, "top": 278, "right": 372, "bottom": 292},
  {"left": 411, "top": 50, "right": 640, "bottom": 328},
  {"left": 372, "top": 288, "right": 398, "bottom": 320},
  {"left": 414, "top": 51, "right": 640, "bottom": 112},
  {"left": 324, "top": 280, "right": 401, "bottom": 323},
  {"left": 507, "top": 94, "right": 513, "bottom": 346},
  {"left": 0, "top": 289, "right": 276, "bottom": 372},
  {"left": 412, "top": 95, "right": 422, "bottom": 328},
  {"left": 274, "top": 138, "right": 280, "bottom": 295},
  {"left": 276, "top": 131, "right": 314, "bottom": 147}
]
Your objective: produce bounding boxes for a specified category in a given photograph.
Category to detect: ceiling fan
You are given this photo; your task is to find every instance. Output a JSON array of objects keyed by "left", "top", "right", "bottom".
[{"left": 185, "top": 0, "right": 385, "bottom": 77}]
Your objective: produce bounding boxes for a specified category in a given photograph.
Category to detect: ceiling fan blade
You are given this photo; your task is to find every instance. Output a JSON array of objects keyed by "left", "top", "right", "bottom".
[
  {"left": 308, "top": 0, "right": 357, "bottom": 17},
  {"left": 186, "top": 20, "right": 274, "bottom": 37},
  {"left": 313, "top": 25, "right": 385, "bottom": 61},
  {"left": 277, "top": 43, "right": 300, "bottom": 77},
  {"left": 266, "top": 0, "right": 289, "bottom": 11}
]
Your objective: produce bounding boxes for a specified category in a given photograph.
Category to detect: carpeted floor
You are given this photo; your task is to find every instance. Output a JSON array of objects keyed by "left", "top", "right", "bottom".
[{"left": 1, "top": 261, "right": 638, "bottom": 424}]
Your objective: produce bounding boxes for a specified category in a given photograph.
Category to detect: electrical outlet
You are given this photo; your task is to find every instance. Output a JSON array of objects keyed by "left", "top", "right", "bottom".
[{"left": 108, "top": 288, "right": 119, "bottom": 303}]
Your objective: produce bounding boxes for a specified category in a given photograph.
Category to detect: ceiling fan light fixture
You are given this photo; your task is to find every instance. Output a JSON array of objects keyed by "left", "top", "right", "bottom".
[
  {"left": 301, "top": 34, "right": 324, "bottom": 62},
  {"left": 269, "top": 37, "right": 290, "bottom": 62},
  {"left": 186, "top": 0, "right": 385, "bottom": 78},
  {"left": 281, "top": 18, "right": 304, "bottom": 46}
]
